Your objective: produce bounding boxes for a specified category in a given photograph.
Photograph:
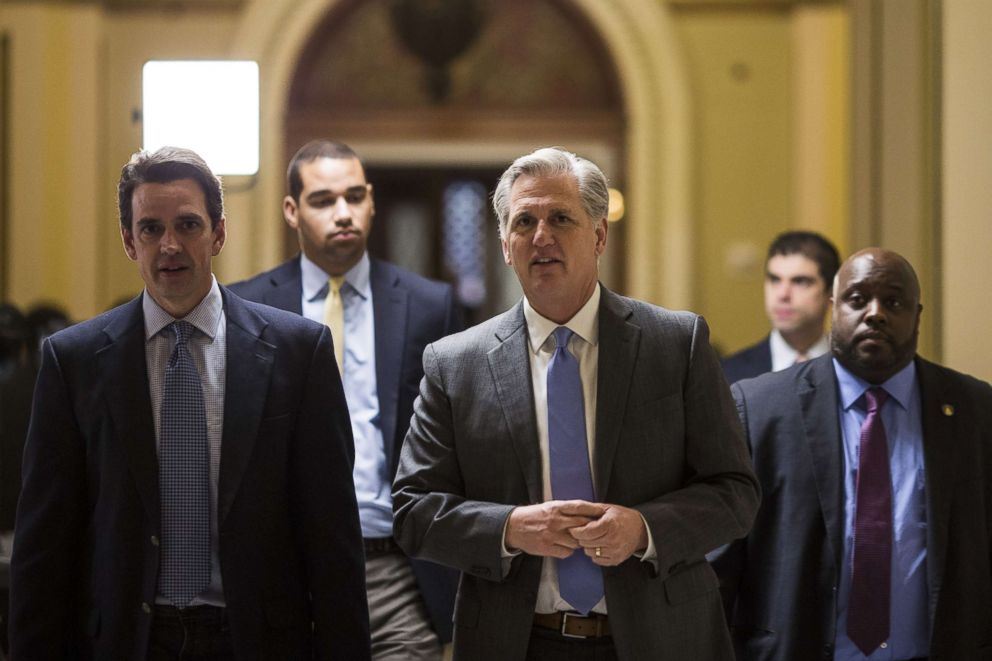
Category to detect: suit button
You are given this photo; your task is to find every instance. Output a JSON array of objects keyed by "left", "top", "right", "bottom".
[
  {"left": 142, "top": 602, "right": 152, "bottom": 614},
  {"left": 150, "top": 535, "right": 159, "bottom": 546}
]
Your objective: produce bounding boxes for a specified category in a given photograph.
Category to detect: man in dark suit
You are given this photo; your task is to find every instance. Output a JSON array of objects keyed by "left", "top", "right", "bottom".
[
  {"left": 712, "top": 248, "right": 992, "bottom": 660},
  {"left": 722, "top": 231, "right": 839, "bottom": 384},
  {"left": 8, "top": 147, "right": 370, "bottom": 660},
  {"left": 393, "top": 147, "right": 760, "bottom": 660},
  {"left": 231, "top": 140, "right": 460, "bottom": 660}
]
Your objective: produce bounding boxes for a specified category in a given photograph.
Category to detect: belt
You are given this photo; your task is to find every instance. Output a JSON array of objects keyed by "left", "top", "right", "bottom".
[
  {"left": 363, "top": 536, "right": 400, "bottom": 557},
  {"left": 152, "top": 604, "right": 226, "bottom": 622},
  {"left": 533, "top": 611, "right": 610, "bottom": 638}
]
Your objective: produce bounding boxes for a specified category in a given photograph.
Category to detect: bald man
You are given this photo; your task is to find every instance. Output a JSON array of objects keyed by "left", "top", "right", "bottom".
[{"left": 711, "top": 248, "right": 992, "bottom": 660}]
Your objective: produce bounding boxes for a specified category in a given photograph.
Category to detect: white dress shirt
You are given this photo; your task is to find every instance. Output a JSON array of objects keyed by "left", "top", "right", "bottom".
[
  {"left": 769, "top": 329, "right": 829, "bottom": 372},
  {"left": 502, "top": 284, "right": 657, "bottom": 614}
]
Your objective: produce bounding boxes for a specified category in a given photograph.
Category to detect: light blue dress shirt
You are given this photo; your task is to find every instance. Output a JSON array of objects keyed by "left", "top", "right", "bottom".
[
  {"left": 833, "top": 358, "right": 929, "bottom": 660},
  {"left": 301, "top": 252, "right": 393, "bottom": 538},
  {"left": 143, "top": 277, "right": 227, "bottom": 606}
]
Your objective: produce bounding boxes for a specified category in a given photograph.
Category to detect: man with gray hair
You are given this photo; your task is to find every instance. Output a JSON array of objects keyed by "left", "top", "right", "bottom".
[{"left": 393, "top": 147, "right": 759, "bottom": 660}]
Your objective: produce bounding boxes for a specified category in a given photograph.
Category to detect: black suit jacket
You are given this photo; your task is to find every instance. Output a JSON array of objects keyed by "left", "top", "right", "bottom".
[
  {"left": 8, "top": 288, "right": 370, "bottom": 660},
  {"left": 230, "top": 255, "right": 461, "bottom": 641},
  {"left": 711, "top": 354, "right": 992, "bottom": 661},
  {"left": 721, "top": 336, "right": 772, "bottom": 385}
]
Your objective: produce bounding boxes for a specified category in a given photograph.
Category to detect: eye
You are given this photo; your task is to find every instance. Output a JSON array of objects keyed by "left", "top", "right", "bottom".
[
  {"left": 847, "top": 292, "right": 865, "bottom": 308},
  {"left": 552, "top": 213, "right": 572, "bottom": 224},
  {"left": 180, "top": 219, "right": 202, "bottom": 232},
  {"left": 139, "top": 224, "right": 163, "bottom": 237},
  {"left": 512, "top": 215, "right": 534, "bottom": 230},
  {"left": 345, "top": 188, "right": 367, "bottom": 204},
  {"left": 887, "top": 298, "right": 904, "bottom": 309}
]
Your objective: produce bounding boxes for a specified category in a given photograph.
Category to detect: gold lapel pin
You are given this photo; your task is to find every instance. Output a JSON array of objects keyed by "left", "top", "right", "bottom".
[{"left": 941, "top": 404, "right": 954, "bottom": 417}]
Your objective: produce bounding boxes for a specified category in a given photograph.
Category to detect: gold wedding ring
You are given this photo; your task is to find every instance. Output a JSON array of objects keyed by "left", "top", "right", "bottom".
[{"left": 595, "top": 547, "right": 602, "bottom": 558}]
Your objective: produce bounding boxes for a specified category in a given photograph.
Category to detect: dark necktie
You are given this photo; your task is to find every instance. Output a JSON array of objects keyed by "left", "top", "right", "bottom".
[
  {"left": 848, "top": 387, "right": 891, "bottom": 655},
  {"left": 547, "top": 326, "right": 603, "bottom": 614},
  {"left": 158, "top": 320, "right": 211, "bottom": 608}
]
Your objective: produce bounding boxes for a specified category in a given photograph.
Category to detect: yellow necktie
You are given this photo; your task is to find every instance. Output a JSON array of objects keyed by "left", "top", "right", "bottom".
[{"left": 323, "top": 276, "right": 345, "bottom": 371}]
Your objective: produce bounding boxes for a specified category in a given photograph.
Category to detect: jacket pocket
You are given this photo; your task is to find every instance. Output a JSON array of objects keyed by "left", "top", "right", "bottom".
[{"left": 663, "top": 560, "right": 719, "bottom": 606}]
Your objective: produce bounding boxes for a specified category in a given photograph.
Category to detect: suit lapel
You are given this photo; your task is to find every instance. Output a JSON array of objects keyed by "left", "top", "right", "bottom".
[
  {"left": 371, "top": 259, "right": 407, "bottom": 473},
  {"left": 99, "top": 297, "right": 160, "bottom": 526},
  {"left": 218, "top": 289, "right": 275, "bottom": 527},
  {"left": 264, "top": 258, "right": 305, "bottom": 314},
  {"left": 488, "top": 303, "right": 542, "bottom": 502},
  {"left": 917, "top": 357, "right": 954, "bottom": 627},
  {"left": 799, "top": 357, "right": 846, "bottom": 574},
  {"left": 593, "top": 289, "right": 639, "bottom": 500}
]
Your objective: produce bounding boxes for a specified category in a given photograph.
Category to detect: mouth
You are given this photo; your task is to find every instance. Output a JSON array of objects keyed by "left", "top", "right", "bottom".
[
  {"left": 159, "top": 264, "right": 189, "bottom": 276},
  {"left": 855, "top": 330, "right": 891, "bottom": 347},
  {"left": 330, "top": 229, "right": 359, "bottom": 240},
  {"left": 531, "top": 256, "right": 562, "bottom": 268}
]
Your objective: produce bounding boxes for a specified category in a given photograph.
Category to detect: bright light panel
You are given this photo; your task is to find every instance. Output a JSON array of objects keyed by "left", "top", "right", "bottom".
[{"left": 142, "top": 60, "right": 259, "bottom": 175}]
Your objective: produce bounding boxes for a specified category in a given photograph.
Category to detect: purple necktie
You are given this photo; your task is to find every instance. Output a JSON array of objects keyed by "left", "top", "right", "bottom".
[
  {"left": 848, "top": 387, "right": 891, "bottom": 655},
  {"left": 158, "top": 320, "right": 211, "bottom": 608},
  {"left": 547, "top": 326, "right": 603, "bottom": 614}
]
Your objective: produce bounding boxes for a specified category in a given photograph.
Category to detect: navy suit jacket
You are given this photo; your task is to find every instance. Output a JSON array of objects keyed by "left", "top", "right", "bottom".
[
  {"left": 711, "top": 354, "right": 992, "bottom": 661},
  {"left": 721, "top": 336, "right": 772, "bottom": 385},
  {"left": 9, "top": 288, "right": 370, "bottom": 660},
  {"left": 230, "top": 255, "right": 461, "bottom": 642}
]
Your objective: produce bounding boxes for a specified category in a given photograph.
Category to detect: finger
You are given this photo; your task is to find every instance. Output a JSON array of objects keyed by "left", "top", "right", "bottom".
[
  {"left": 552, "top": 515, "right": 600, "bottom": 531},
  {"left": 557, "top": 500, "right": 608, "bottom": 517},
  {"left": 569, "top": 526, "right": 610, "bottom": 544}
]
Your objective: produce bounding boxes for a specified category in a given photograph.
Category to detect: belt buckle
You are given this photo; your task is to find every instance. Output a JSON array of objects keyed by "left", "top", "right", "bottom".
[{"left": 560, "top": 612, "right": 588, "bottom": 639}]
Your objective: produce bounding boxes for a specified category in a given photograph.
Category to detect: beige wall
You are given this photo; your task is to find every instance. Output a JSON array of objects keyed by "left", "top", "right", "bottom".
[
  {"left": 942, "top": 0, "right": 992, "bottom": 381},
  {"left": 671, "top": 4, "right": 849, "bottom": 355},
  {"left": 1, "top": 4, "right": 103, "bottom": 320}
]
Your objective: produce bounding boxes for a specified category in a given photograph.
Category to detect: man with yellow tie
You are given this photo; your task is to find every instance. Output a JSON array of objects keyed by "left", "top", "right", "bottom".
[{"left": 231, "top": 140, "right": 461, "bottom": 660}]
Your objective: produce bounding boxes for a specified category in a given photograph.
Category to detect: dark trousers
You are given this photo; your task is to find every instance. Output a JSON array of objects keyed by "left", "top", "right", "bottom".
[
  {"left": 147, "top": 605, "right": 234, "bottom": 661},
  {"left": 524, "top": 626, "right": 618, "bottom": 661}
]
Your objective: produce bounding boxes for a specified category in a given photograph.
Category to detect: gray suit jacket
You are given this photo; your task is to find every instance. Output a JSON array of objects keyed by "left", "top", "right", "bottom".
[
  {"left": 712, "top": 354, "right": 992, "bottom": 661},
  {"left": 393, "top": 287, "right": 760, "bottom": 660}
]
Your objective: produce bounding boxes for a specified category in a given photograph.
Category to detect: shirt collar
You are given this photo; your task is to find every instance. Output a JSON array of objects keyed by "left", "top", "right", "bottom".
[
  {"left": 301, "top": 251, "right": 371, "bottom": 301},
  {"left": 523, "top": 284, "right": 601, "bottom": 355},
  {"left": 832, "top": 356, "right": 917, "bottom": 412},
  {"left": 769, "top": 329, "right": 829, "bottom": 366},
  {"left": 142, "top": 275, "right": 223, "bottom": 341}
]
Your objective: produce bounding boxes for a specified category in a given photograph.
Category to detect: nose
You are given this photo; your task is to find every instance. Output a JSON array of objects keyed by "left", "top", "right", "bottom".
[
  {"left": 533, "top": 219, "right": 555, "bottom": 247},
  {"left": 864, "top": 298, "right": 886, "bottom": 324},
  {"left": 160, "top": 227, "right": 181, "bottom": 255},
  {"left": 332, "top": 195, "right": 352, "bottom": 224}
]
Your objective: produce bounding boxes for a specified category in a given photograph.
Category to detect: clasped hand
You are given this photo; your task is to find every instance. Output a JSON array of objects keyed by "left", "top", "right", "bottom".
[{"left": 505, "top": 500, "right": 648, "bottom": 566}]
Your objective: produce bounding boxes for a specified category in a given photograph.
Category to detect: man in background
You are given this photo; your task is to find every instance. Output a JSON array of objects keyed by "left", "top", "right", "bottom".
[
  {"left": 713, "top": 248, "right": 992, "bottom": 659},
  {"left": 232, "top": 139, "right": 460, "bottom": 660},
  {"left": 9, "top": 146, "right": 369, "bottom": 659},
  {"left": 722, "top": 230, "right": 840, "bottom": 383}
]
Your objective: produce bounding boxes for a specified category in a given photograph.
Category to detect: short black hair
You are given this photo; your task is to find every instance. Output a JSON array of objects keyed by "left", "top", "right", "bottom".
[
  {"left": 767, "top": 231, "right": 841, "bottom": 287},
  {"left": 118, "top": 146, "right": 223, "bottom": 230},
  {"left": 286, "top": 140, "right": 363, "bottom": 203}
]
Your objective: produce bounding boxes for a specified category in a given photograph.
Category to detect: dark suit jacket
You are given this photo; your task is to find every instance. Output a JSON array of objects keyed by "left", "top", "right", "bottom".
[
  {"left": 8, "top": 288, "right": 370, "bottom": 660},
  {"left": 721, "top": 337, "right": 772, "bottom": 385},
  {"left": 393, "top": 288, "right": 760, "bottom": 660},
  {"left": 230, "top": 255, "right": 461, "bottom": 641},
  {"left": 711, "top": 354, "right": 992, "bottom": 661}
]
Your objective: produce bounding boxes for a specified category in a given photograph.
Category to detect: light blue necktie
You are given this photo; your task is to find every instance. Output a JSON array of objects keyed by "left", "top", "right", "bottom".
[
  {"left": 158, "top": 320, "right": 211, "bottom": 608},
  {"left": 548, "top": 326, "right": 604, "bottom": 614}
]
